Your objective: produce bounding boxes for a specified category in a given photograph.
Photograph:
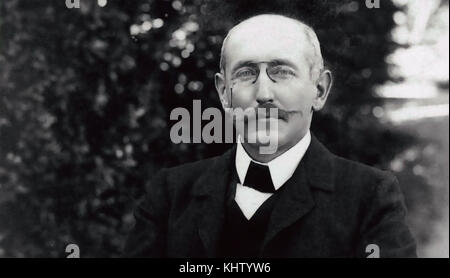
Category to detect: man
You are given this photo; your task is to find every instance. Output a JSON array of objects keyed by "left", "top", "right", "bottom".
[{"left": 124, "top": 14, "right": 417, "bottom": 258}]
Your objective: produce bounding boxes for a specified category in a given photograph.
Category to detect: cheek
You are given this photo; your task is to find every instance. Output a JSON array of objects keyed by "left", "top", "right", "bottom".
[
  {"left": 276, "top": 83, "right": 316, "bottom": 111},
  {"left": 231, "top": 91, "right": 255, "bottom": 108}
]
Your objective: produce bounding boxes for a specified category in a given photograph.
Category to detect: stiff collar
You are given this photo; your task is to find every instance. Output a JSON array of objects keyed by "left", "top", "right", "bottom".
[{"left": 235, "top": 130, "right": 311, "bottom": 190}]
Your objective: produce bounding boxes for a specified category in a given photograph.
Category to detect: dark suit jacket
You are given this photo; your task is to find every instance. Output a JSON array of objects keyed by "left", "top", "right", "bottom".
[{"left": 124, "top": 135, "right": 417, "bottom": 258}]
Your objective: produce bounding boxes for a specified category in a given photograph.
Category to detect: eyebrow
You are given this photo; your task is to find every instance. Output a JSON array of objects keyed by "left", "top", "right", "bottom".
[
  {"left": 230, "top": 60, "right": 255, "bottom": 74},
  {"left": 230, "top": 59, "right": 299, "bottom": 74}
]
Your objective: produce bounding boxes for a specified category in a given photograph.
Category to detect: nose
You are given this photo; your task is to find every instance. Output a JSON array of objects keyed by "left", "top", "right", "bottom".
[{"left": 254, "top": 66, "right": 275, "bottom": 105}]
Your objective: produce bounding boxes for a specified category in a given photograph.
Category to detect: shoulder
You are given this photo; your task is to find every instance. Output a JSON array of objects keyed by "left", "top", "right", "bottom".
[
  {"left": 150, "top": 146, "right": 235, "bottom": 194},
  {"left": 329, "top": 153, "right": 401, "bottom": 206},
  {"left": 332, "top": 154, "right": 396, "bottom": 184},
  {"left": 307, "top": 135, "right": 396, "bottom": 194},
  {"left": 163, "top": 154, "right": 226, "bottom": 182}
]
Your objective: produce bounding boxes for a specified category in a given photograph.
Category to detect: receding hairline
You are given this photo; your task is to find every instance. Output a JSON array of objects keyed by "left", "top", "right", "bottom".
[{"left": 219, "top": 14, "right": 324, "bottom": 78}]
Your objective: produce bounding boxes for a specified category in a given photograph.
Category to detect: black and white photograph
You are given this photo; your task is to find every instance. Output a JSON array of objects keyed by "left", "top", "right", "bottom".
[{"left": 0, "top": 0, "right": 448, "bottom": 260}]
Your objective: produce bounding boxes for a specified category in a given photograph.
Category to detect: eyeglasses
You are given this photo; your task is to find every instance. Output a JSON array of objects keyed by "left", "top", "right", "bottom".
[
  {"left": 230, "top": 61, "right": 297, "bottom": 87},
  {"left": 227, "top": 61, "right": 298, "bottom": 108}
]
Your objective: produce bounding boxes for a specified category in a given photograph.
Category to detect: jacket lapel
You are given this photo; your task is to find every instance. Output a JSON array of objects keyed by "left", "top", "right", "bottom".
[
  {"left": 261, "top": 135, "right": 336, "bottom": 252},
  {"left": 192, "top": 146, "right": 236, "bottom": 257},
  {"left": 190, "top": 135, "right": 335, "bottom": 257}
]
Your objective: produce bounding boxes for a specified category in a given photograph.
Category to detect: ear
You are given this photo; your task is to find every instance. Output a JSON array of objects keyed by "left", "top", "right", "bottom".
[
  {"left": 312, "top": 69, "right": 332, "bottom": 111},
  {"left": 215, "top": 72, "right": 230, "bottom": 109}
]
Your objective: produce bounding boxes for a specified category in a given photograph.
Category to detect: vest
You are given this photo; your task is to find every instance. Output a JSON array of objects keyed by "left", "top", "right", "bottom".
[{"left": 218, "top": 168, "right": 282, "bottom": 257}]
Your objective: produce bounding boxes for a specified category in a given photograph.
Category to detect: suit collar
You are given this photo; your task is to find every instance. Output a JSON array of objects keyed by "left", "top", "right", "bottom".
[
  {"left": 261, "top": 134, "right": 336, "bottom": 251},
  {"left": 235, "top": 130, "right": 312, "bottom": 190},
  {"left": 192, "top": 134, "right": 336, "bottom": 256},
  {"left": 192, "top": 134, "right": 335, "bottom": 196},
  {"left": 192, "top": 146, "right": 236, "bottom": 256},
  {"left": 303, "top": 134, "right": 336, "bottom": 192},
  {"left": 192, "top": 145, "right": 236, "bottom": 197}
]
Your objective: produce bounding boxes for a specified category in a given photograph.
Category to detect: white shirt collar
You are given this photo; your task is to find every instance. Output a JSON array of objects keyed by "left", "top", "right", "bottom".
[{"left": 235, "top": 130, "right": 311, "bottom": 190}]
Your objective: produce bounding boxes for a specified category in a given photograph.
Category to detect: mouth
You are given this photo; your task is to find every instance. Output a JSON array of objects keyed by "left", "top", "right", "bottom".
[
  {"left": 254, "top": 102, "right": 292, "bottom": 122},
  {"left": 259, "top": 114, "right": 283, "bottom": 120},
  {"left": 255, "top": 109, "right": 288, "bottom": 121}
]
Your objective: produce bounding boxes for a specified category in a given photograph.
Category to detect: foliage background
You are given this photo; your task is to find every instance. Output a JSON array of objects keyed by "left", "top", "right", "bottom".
[{"left": 0, "top": 0, "right": 447, "bottom": 257}]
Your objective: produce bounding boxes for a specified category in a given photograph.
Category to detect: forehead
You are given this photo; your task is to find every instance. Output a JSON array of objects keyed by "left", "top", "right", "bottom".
[{"left": 224, "top": 16, "right": 313, "bottom": 72}]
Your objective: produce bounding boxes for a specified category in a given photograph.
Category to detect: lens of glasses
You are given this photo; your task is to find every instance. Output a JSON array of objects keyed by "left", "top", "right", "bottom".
[{"left": 232, "top": 64, "right": 295, "bottom": 86}]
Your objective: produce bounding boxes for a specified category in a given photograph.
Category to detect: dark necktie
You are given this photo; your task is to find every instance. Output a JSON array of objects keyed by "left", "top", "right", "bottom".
[{"left": 243, "top": 161, "right": 276, "bottom": 193}]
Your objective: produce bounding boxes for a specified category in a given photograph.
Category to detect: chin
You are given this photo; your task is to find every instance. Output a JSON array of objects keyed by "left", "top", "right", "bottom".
[
  {"left": 241, "top": 118, "right": 287, "bottom": 147},
  {"left": 244, "top": 127, "right": 280, "bottom": 145}
]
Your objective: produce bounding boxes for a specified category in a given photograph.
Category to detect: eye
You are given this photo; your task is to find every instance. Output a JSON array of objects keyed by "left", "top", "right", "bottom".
[
  {"left": 235, "top": 68, "right": 257, "bottom": 80},
  {"left": 269, "top": 66, "right": 296, "bottom": 79}
]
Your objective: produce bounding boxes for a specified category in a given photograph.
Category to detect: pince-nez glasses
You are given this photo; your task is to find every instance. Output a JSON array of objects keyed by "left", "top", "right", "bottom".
[{"left": 228, "top": 61, "right": 297, "bottom": 107}]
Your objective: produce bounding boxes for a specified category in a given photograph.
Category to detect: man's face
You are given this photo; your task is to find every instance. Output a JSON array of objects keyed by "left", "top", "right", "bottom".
[{"left": 218, "top": 17, "right": 321, "bottom": 152}]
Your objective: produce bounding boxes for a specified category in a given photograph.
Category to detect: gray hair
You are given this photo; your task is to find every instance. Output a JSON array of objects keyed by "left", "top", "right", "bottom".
[{"left": 219, "top": 14, "right": 324, "bottom": 81}]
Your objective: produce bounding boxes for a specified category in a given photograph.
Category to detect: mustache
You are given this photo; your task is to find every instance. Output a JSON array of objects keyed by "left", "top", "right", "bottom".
[{"left": 254, "top": 103, "right": 302, "bottom": 120}]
